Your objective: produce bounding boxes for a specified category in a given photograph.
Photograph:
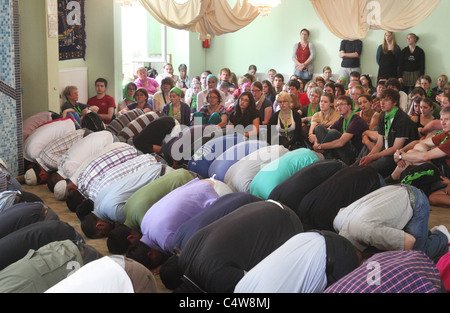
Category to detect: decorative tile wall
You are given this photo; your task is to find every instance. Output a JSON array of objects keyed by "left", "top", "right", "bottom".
[{"left": 0, "top": 0, "right": 23, "bottom": 177}]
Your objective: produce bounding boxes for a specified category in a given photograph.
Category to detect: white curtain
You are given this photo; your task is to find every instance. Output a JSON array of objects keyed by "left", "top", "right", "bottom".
[
  {"left": 138, "top": 0, "right": 260, "bottom": 40},
  {"left": 310, "top": 0, "right": 442, "bottom": 39}
]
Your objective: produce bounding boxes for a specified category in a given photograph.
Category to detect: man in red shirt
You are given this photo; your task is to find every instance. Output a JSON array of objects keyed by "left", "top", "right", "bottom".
[{"left": 87, "top": 78, "right": 116, "bottom": 124}]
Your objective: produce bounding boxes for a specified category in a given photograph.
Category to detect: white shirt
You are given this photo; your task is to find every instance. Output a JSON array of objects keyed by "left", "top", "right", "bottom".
[
  {"left": 45, "top": 256, "right": 134, "bottom": 293},
  {"left": 234, "top": 232, "right": 327, "bottom": 293}
]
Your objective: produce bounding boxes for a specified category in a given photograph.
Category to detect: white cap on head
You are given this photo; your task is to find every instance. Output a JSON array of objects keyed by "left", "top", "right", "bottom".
[
  {"left": 24, "top": 168, "right": 37, "bottom": 186},
  {"left": 54, "top": 180, "right": 68, "bottom": 201}
]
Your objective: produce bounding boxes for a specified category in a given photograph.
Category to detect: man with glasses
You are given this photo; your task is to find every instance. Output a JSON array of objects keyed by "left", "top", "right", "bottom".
[{"left": 312, "top": 95, "right": 368, "bottom": 165}]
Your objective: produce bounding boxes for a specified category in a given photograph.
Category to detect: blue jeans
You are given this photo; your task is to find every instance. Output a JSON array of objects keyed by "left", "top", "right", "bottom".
[
  {"left": 403, "top": 185, "right": 449, "bottom": 260},
  {"left": 294, "top": 69, "right": 312, "bottom": 81}
]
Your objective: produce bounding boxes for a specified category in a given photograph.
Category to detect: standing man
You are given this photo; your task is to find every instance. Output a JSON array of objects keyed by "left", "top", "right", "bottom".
[
  {"left": 87, "top": 78, "right": 116, "bottom": 124},
  {"left": 339, "top": 39, "right": 363, "bottom": 85}
]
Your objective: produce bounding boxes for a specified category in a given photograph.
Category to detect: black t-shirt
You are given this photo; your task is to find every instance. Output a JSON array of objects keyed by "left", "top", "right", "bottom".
[
  {"left": 134, "top": 116, "right": 177, "bottom": 154},
  {"left": 340, "top": 40, "right": 363, "bottom": 68},
  {"left": 377, "top": 108, "right": 419, "bottom": 148},
  {"left": 330, "top": 114, "right": 369, "bottom": 152},
  {"left": 268, "top": 159, "right": 347, "bottom": 211},
  {"left": 178, "top": 201, "right": 303, "bottom": 293},
  {"left": 228, "top": 109, "right": 261, "bottom": 129},
  {"left": 297, "top": 166, "right": 383, "bottom": 231}
]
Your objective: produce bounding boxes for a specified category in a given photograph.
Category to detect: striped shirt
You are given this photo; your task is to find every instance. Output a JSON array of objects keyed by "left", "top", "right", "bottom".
[
  {"left": 36, "top": 129, "right": 86, "bottom": 172},
  {"left": 105, "top": 109, "right": 144, "bottom": 135},
  {"left": 84, "top": 154, "right": 158, "bottom": 201},
  {"left": 117, "top": 111, "right": 163, "bottom": 144},
  {"left": 324, "top": 250, "right": 443, "bottom": 293},
  {"left": 76, "top": 144, "right": 138, "bottom": 198}
]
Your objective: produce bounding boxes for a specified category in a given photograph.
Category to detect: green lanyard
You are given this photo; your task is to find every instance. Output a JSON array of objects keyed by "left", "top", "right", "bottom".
[
  {"left": 342, "top": 111, "right": 355, "bottom": 133},
  {"left": 441, "top": 136, "right": 448, "bottom": 145},
  {"left": 307, "top": 103, "right": 319, "bottom": 117},
  {"left": 307, "top": 103, "right": 319, "bottom": 126},
  {"left": 169, "top": 103, "right": 181, "bottom": 121},
  {"left": 280, "top": 111, "right": 291, "bottom": 135},
  {"left": 384, "top": 107, "right": 399, "bottom": 139}
]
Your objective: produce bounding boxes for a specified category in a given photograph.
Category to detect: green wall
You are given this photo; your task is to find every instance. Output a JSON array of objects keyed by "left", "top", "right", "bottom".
[
  {"left": 19, "top": 0, "right": 450, "bottom": 120},
  {"left": 200, "top": 0, "right": 449, "bottom": 84}
]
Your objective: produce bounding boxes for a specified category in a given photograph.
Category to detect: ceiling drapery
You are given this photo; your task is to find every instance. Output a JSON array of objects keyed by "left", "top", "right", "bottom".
[
  {"left": 138, "top": 0, "right": 260, "bottom": 40},
  {"left": 310, "top": 0, "right": 441, "bottom": 39}
]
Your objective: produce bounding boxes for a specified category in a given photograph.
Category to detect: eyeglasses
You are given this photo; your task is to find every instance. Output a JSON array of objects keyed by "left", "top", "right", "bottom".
[{"left": 208, "top": 95, "right": 219, "bottom": 99}]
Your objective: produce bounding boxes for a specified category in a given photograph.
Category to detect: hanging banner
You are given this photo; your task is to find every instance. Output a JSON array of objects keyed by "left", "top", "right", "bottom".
[{"left": 58, "top": 0, "right": 86, "bottom": 60}]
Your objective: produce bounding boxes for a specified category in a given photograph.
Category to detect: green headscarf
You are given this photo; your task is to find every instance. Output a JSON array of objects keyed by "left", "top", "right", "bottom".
[
  {"left": 123, "top": 82, "right": 136, "bottom": 102},
  {"left": 170, "top": 86, "right": 183, "bottom": 97}
]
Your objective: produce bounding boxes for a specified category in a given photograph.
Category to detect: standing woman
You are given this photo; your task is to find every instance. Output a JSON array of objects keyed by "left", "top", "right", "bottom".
[
  {"left": 228, "top": 92, "right": 260, "bottom": 137},
  {"left": 292, "top": 29, "right": 315, "bottom": 82},
  {"left": 398, "top": 33, "right": 425, "bottom": 94},
  {"left": 251, "top": 81, "right": 273, "bottom": 125},
  {"left": 162, "top": 87, "right": 191, "bottom": 126},
  {"left": 308, "top": 93, "right": 340, "bottom": 145},
  {"left": 267, "top": 92, "right": 304, "bottom": 150},
  {"left": 376, "top": 31, "right": 401, "bottom": 83}
]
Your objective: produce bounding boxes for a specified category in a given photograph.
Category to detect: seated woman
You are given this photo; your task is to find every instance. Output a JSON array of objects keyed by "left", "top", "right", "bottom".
[
  {"left": 192, "top": 88, "right": 228, "bottom": 127},
  {"left": 251, "top": 81, "right": 273, "bottom": 125},
  {"left": 228, "top": 92, "right": 260, "bottom": 138},
  {"left": 162, "top": 87, "right": 191, "bottom": 126},
  {"left": 408, "top": 96, "right": 422, "bottom": 118},
  {"left": 356, "top": 94, "right": 379, "bottom": 130},
  {"left": 118, "top": 82, "right": 137, "bottom": 112},
  {"left": 323, "top": 82, "right": 337, "bottom": 108},
  {"left": 308, "top": 92, "right": 340, "bottom": 145},
  {"left": 262, "top": 80, "right": 276, "bottom": 104},
  {"left": 267, "top": 92, "right": 304, "bottom": 150},
  {"left": 117, "top": 87, "right": 153, "bottom": 116},
  {"left": 185, "top": 80, "right": 202, "bottom": 113},
  {"left": 153, "top": 77, "right": 175, "bottom": 112},
  {"left": 360, "top": 74, "right": 375, "bottom": 95},
  {"left": 300, "top": 87, "right": 322, "bottom": 140},
  {"left": 411, "top": 98, "right": 435, "bottom": 137},
  {"left": 359, "top": 94, "right": 381, "bottom": 153}
]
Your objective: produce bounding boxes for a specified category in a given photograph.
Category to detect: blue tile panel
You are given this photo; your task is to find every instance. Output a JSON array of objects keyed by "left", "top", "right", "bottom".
[{"left": 0, "top": 0, "right": 22, "bottom": 176}]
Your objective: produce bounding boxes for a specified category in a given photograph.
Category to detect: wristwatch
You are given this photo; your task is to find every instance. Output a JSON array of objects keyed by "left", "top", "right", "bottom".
[
  {"left": 318, "top": 144, "right": 322, "bottom": 150},
  {"left": 398, "top": 153, "right": 403, "bottom": 160}
]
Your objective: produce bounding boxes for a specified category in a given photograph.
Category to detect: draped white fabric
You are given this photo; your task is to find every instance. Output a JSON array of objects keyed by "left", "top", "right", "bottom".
[
  {"left": 310, "top": 0, "right": 441, "bottom": 40},
  {"left": 138, "top": 0, "right": 260, "bottom": 40}
]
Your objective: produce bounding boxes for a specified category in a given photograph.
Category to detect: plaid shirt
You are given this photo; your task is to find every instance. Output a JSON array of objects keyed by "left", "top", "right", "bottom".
[
  {"left": 324, "top": 250, "right": 443, "bottom": 293},
  {"left": 77, "top": 145, "right": 138, "bottom": 199},
  {"left": 105, "top": 109, "right": 144, "bottom": 135},
  {"left": 83, "top": 154, "right": 158, "bottom": 201},
  {"left": 36, "top": 129, "right": 86, "bottom": 171},
  {"left": 117, "top": 111, "right": 163, "bottom": 144}
]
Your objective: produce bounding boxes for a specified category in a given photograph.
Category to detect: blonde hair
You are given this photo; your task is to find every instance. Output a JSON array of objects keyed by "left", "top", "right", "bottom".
[
  {"left": 276, "top": 91, "right": 292, "bottom": 104},
  {"left": 382, "top": 32, "right": 397, "bottom": 54}
]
